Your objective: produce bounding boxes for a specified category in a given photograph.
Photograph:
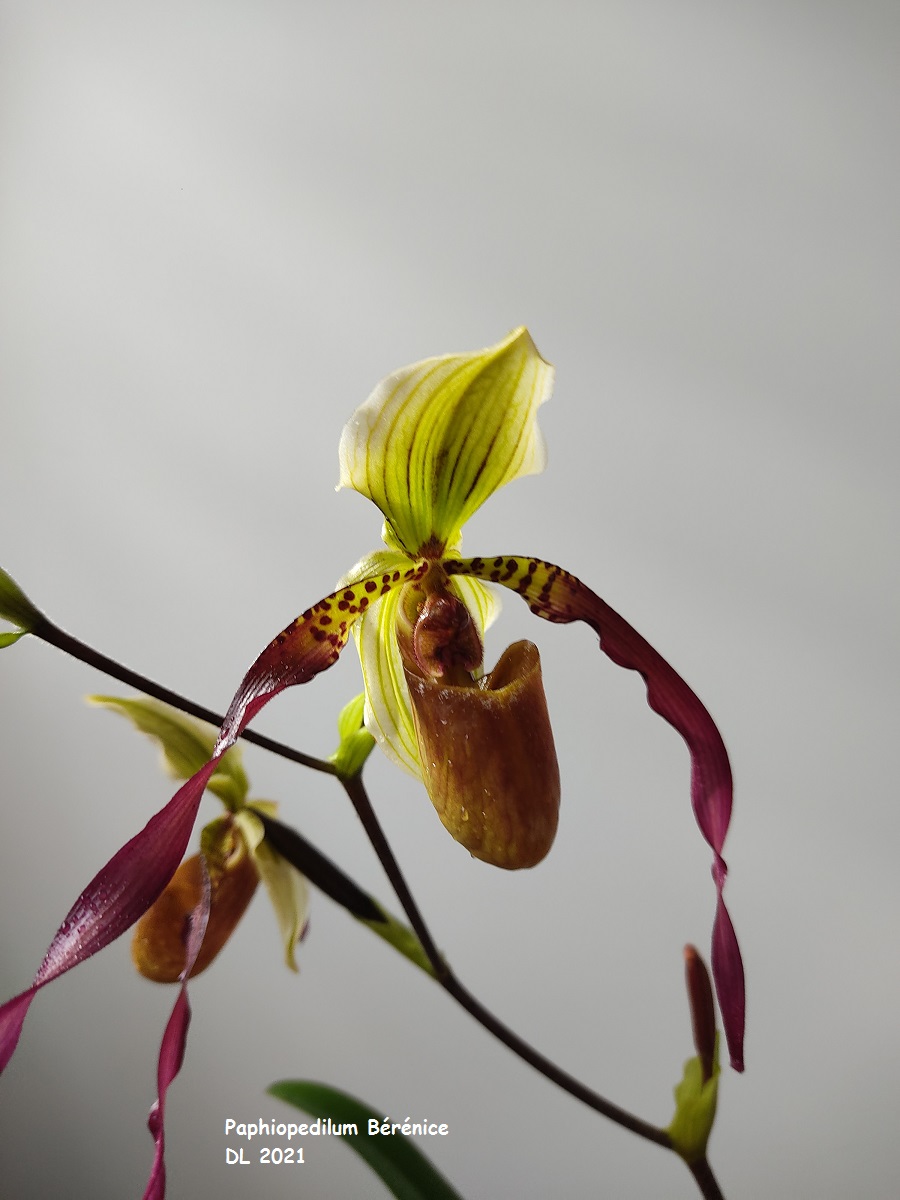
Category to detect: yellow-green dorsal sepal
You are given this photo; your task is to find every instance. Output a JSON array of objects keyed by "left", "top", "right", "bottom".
[{"left": 338, "top": 328, "right": 553, "bottom": 557}]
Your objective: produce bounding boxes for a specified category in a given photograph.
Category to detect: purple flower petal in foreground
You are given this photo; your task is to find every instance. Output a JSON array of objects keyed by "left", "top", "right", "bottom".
[
  {"left": 142, "top": 861, "right": 210, "bottom": 1200},
  {"left": 447, "top": 555, "right": 746, "bottom": 1071},
  {"left": 0, "top": 758, "right": 219, "bottom": 1075}
]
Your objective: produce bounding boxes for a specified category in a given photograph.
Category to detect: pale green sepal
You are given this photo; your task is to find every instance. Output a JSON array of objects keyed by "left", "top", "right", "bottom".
[
  {"left": 238, "top": 804, "right": 310, "bottom": 972},
  {"left": 0, "top": 630, "right": 28, "bottom": 649},
  {"left": 337, "top": 548, "right": 422, "bottom": 775},
  {"left": 330, "top": 693, "right": 376, "bottom": 779},
  {"left": 354, "top": 586, "right": 421, "bottom": 777},
  {"left": 0, "top": 566, "right": 44, "bottom": 631},
  {"left": 89, "top": 695, "right": 249, "bottom": 810},
  {"left": 666, "top": 1035, "right": 720, "bottom": 1164},
  {"left": 338, "top": 328, "right": 553, "bottom": 556},
  {"left": 361, "top": 902, "right": 436, "bottom": 978}
]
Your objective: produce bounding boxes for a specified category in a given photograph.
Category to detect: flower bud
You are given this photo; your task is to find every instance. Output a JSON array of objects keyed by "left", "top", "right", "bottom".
[
  {"left": 684, "top": 943, "right": 716, "bottom": 1083},
  {"left": 667, "top": 945, "right": 720, "bottom": 1163},
  {"left": 131, "top": 841, "right": 258, "bottom": 983},
  {"left": 404, "top": 639, "right": 560, "bottom": 869}
]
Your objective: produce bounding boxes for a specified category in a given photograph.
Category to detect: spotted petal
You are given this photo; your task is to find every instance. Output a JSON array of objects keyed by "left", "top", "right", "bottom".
[
  {"left": 447, "top": 554, "right": 745, "bottom": 1071},
  {"left": 338, "top": 328, "right": 553, "bottom": 557},
  {"left": 213, "top": 562, "right": 428, "bottom": 754}
]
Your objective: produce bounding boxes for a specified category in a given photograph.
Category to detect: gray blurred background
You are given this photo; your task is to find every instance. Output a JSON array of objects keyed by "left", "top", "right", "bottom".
[{"left": 1, "top": 2, "right": 898, "bottom": 1197}]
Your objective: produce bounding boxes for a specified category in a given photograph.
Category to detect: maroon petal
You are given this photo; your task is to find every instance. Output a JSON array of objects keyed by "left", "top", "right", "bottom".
[
  {"left": 211, "top": 564, "right": 427, "bottom": 755},
  {"left": 0, "top": 758, "right": 219, "bottom": 1075},
  {"left": 711, "top": 895, "right": 745, "bottom": 1071},
  {"left": 0, "top": 991, "right": 37, "bottom": 1074},
  {"left": 447, "top": 555, "right": 745, "bottom": 1070},
  {"left": 142, "top": 860, "right": 211, "bottom": 1200}
]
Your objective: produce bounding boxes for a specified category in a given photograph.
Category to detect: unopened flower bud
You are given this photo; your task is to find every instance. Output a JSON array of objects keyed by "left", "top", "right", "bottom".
[
  {"left": 667, "top": 944, "right": 721, "bottom": 1163},
  {"left": 684, "top": 944, "right": 716, "bottom": 1083},
  {"left": 132, "top": 841, "right": 258, "bottom": 983},
  {"left": 404, "top": 639, "right": 560, "bottom": 869}
]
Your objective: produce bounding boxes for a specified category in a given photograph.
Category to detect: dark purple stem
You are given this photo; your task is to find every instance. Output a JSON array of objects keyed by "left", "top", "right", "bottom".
[
  {"left": 32, "top": 617, "right": 336, "bottom": 774},
  {"left": 341, "top": 773, "right": 673, "bottom": 1149}
]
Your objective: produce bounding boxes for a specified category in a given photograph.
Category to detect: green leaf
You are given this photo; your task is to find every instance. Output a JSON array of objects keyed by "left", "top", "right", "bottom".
[
  {"left": 268, "top": 1081, "right": 465, "bottom": 1200},
  {"left": 0, "top": 629, "right": 28, "bottom": 649},
  {"left": 254, "top": 810, "right": 384, "bottom": 923},
  {"left": 88, "top": 695, "right": 249, "bottom": 809},
  {"left": 0, "top": 566, "right": 43, "bottom": 632}
]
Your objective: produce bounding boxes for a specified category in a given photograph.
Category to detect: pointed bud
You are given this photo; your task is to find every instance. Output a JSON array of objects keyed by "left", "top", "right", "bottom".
[
  {"left": 404, "top": 639, "right": 560, "bottom": 869},
  {"left": 131, "top": 828, "right": 258, "bottom": 982},
  {"left": 329, "top": 693, "right": 377, "bottom": 780},
  {"left": 0, "top": 565, "right": 44, "bottom": 644},
  {"left": 684, "top": 944, "right": 716, "bottom": 1083},
  {"left": 667, "top": 945, "right": 721, "bottom": 1163}
]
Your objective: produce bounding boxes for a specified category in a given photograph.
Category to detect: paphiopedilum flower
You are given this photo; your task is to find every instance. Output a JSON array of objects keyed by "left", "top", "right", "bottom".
[
  {"left": 334, "top": 328, "right": 744, "bottom": 1067},
  {"left": 0, "top": 330, "right": 744, "bottom": 1146},
  {"left": 90, "top": 697, "right": 310, "bottom": 981},
  {"left": 213, "top": 327, "right": 741, "bottom": 1066}
]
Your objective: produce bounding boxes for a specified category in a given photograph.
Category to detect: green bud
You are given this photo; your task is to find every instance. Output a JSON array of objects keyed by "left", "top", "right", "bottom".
[
  {"left": 0, "top": 566, "right": 44, "bottom": 639},
  {"left": 667, "top": 947, "right": 720, "bottom": 1162},
  {"left": 330, "top": 693, "right": 376, "bottom": 779}
]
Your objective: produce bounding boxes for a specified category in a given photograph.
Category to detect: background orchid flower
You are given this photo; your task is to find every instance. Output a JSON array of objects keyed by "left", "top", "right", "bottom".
[
  {"left": 90, "top": 696, "right": 310, "bottom": 977},
  {"left": 0, "top": 698, "right": 308, "bottom": 1198}
]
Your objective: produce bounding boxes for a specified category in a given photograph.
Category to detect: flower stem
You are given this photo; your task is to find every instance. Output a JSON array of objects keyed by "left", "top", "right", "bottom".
[
  {"left": 31, "top": 616, "right": 336, "bottom": 774},
  {"left": 341, "top": 772, "right": 673, "bottom": 1150},
  {"left": 688, "top": 1158, "right": 726, "bottom": 1200}
]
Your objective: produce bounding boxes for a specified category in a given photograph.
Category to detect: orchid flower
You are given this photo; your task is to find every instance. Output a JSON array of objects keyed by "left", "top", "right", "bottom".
[
  {"left": 90, "top": 697, "right": 310, "bottom": 980},
  {"left": 0, "top": 697, "right": 309, "bottom": 1199},
  {"left": 0, "top": 329, "right": 745, "bottom": 1164}
]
